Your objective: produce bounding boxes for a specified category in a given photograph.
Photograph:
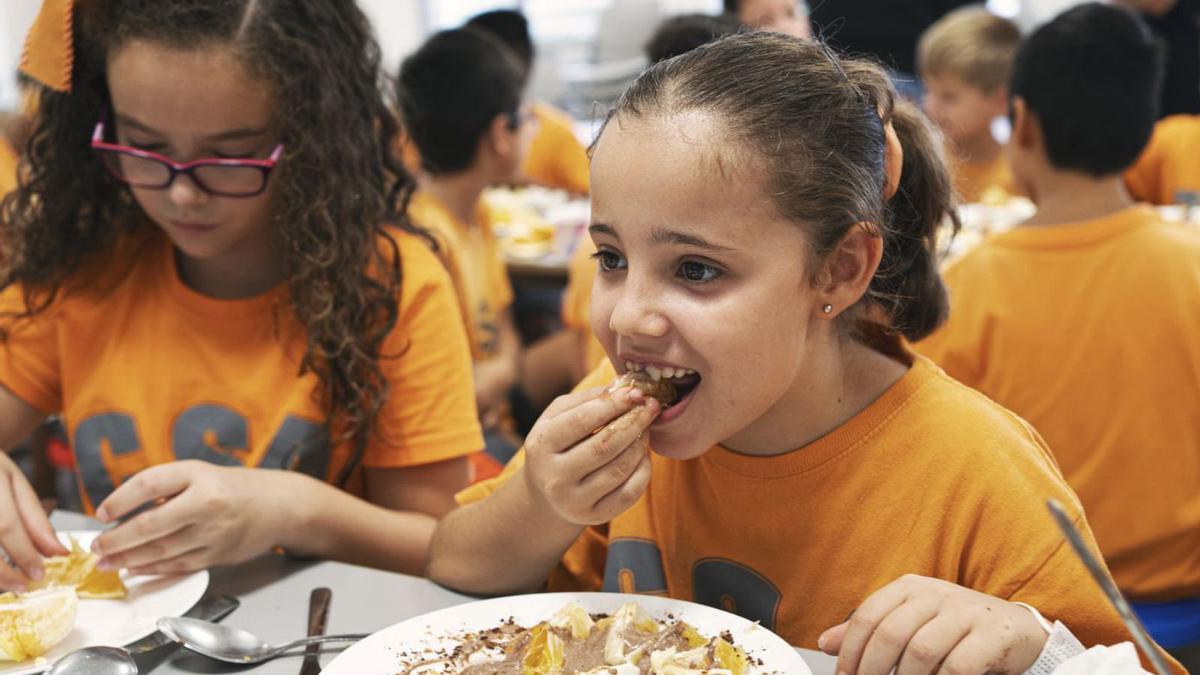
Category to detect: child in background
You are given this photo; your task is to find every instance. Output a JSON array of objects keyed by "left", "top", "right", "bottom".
[
  {"left": 428, "top": 32, "right": 1181, "bottom": 674},
  {"left": 917, "top": 6, "right": 1021, "bottom": 203},
  {"left": 398, "top": 29, "right": 532, "bottom": 468},
  {"left": 466, "top": 10, "right": 590, "bottom": 196},
  {"left": 644, "top": 13, "right": 744, "bottom": 64},
  {"left": 1125, "top": 113, "right": 1200, "bottom": 206},
  {"left": 0, "top": 0, "right": 482, "bottom": 588},
  {"left": 723, "top": 0, "right": 811, "bottom": 38},
  {"left": 916, "top": 4, "right": 1200, "bottom": 669}
]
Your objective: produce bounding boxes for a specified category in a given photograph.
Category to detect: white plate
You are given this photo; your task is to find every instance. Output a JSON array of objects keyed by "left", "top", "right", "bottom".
[
  {"left": 323, "top": 591, "right": 811, "bottom": 674},
  {"left": 0, "top": 530, "right": 209, "bottom": 675}
]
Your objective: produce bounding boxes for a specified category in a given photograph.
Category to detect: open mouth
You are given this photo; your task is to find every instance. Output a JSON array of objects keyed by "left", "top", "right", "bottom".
[{"left": 618, "top": 361, "right": 702, "bottom": 410}]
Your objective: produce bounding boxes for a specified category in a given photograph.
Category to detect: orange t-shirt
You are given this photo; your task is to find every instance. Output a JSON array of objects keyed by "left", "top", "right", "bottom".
[
  {"left": 408, "top": 191, "right": 514, "bottom": 363},
  {"left": 949, "top": 144, "right": 1016, "bottom": 204},
  {"left": 0, "top": 226, "right": 483, "bottom": 514},
  {"left": 561, "top": 239, "right": 606, "bottom": 372},
  {"left": 458, "top": 356, "right": 1154, "bottom": 658},
  {"left": 523, "top": 103, "right": 590, "bottom": 196},
  {"left": 1125, "top": 114, "right": 1200, "bottom": 206},
  {"left": 916, "top": 206, "right": 1200, "bottom": 601}
]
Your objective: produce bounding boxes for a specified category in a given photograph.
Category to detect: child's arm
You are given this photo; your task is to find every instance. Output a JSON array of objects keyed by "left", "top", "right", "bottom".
[
  {"left": 0, "top": 385, "right": 68, "bottom": 588},
  {"left": 427, "top": 385, "right": 658, "bottom": 595},
  {"left": 87, "top": 456, "right": 470, "bottom": 576}
]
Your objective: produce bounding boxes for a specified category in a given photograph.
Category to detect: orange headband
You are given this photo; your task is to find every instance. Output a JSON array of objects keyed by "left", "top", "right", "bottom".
[
  {"left": 20, "top": 0, "right": 80, "bottom": 93},
  {"left": 882, "top": 119, "right": 903, "bottom": 200}
]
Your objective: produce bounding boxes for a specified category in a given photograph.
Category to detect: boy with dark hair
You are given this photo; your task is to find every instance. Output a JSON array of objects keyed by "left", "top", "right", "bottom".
[
  {"left": 918, "top": 5, "right": 1200, "bottom": 669},
  {"left": 644, "top": 13, "right": 742, "bottom": 64},
  {"left": 465, "top": 9, "right": 590, "bottom": 195},
  {"left": 398, "top": 29, "right": 533, "bottom": 469}
]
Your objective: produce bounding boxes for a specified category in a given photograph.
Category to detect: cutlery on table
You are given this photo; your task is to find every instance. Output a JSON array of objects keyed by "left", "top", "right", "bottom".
[
  {"left": 1046, "top": 498, "right": 1172, "bottom": 675},
  {"left": 155, "top": 616, "right": 368, "bottom": 665},
  {"left": 301, "top": 587, "right": 331, "bottom": 675},
  {"left": 47, "top": 593, "right": 239, "bottom": 674}
]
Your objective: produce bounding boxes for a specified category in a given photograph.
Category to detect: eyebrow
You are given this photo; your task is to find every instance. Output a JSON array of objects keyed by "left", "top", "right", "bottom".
[
  {"left": 116, "top": 114, "right": 270, "bottom": 142},
  {"left": 650, "top": 227, "right": 736, "bottom": 253},
  {"left": 589, "top": 223, "right": 737, "bottom": 253}
]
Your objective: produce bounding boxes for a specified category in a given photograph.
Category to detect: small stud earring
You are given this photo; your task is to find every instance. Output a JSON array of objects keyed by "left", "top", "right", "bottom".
[{"left": 822, "top": 304, "right": 833, "bottom": 314}]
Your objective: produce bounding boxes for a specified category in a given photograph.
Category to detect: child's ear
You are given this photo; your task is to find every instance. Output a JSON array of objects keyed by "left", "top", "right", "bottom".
[
  {"left": 815, "top": 223, "right": 883, "bottom": 317},
  {"left": 485, "top": 113, "right": 517, "bottom": 160},
  {"left": 1010, "top": 96, "right": 1040, "bottom": 150}
]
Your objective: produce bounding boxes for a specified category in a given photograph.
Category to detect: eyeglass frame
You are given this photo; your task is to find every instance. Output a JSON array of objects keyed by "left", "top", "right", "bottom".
[{"left": 90, "top": 121, "right": 285, "bottom": 198}]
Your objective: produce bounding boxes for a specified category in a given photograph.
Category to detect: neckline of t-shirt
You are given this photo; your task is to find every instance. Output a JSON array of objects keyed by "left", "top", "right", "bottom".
[
  {"left": 157, "top": 233, "right": 288, "bottom": 319},
  {"left": 989, "top": 205, "right": 1160, "bottom": 250},
  {"left": 702, "top": 355, "right": 938, "bottom": 479}
]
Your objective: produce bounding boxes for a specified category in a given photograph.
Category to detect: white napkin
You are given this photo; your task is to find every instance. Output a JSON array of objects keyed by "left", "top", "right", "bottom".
[{"left": 1052, "top": 642, "right": 1153, "bottom": 674}]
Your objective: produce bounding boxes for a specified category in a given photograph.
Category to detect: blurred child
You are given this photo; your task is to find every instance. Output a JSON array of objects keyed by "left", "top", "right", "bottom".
[
  {"left": 0, "top": 0, "right": 482, "bottom": 588},
  {"left": 917, "top": 4, "right": 1200, "bottom": 669},
  {"left": 917, "top": 6, "right": 1021, "bottom": 203},
  {"left": 723, "top": 0, "right": 811, "bottom": 38},
  {"left": 1125, "top": 113, "right": 1200, "bottom": 205},
  {"left": 428, "top": 33, "right": 1181, "bottom": 674},
  {"left": 466, "top": 9, "right": 590, "bottom": 196},
  {"left": 644, "top": 13, "right": 743, "bottom": 64},
  {"left": 398, "top": 29, "right": 531, "bottom": 467}
]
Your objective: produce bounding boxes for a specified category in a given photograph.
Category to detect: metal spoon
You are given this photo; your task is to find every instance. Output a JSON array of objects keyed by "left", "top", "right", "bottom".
[
  {"left": 46, "top": 646, "right": 138, "bottom": 675},
  {"left": 156, "top": 616, "right": 368, "bottom": 665}
]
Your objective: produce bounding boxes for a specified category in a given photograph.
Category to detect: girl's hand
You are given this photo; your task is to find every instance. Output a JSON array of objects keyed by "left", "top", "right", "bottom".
[
  {"left": 91, "top": 461, "right": 300, "bottom": 574},
  {"left": 524, "top": 385, "right": 659, "bottom": 527},
  {"left": 0, "top": 452, "right": 67, "bottom": 590},
  {"left": 817, "top": 575, "right": 1047, "bottom": 675}
]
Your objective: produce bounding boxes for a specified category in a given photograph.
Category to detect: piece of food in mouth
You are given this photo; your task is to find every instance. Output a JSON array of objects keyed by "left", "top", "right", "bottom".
[
  {"left": 0, "top": 587, "right": 78, "bottom": 661},
  {"left": 611, "top": 371, "right": 677, "bottom": 406}
]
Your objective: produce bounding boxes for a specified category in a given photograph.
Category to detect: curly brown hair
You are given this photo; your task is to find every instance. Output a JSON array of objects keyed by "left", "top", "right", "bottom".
[{"left": 0, "top": 0, "right": 417, "bottom": 485}]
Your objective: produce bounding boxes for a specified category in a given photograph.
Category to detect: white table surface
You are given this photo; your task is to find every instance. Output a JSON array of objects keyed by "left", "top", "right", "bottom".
[{"left": 51, "top": 511, "right": 835, "bottom": 675}]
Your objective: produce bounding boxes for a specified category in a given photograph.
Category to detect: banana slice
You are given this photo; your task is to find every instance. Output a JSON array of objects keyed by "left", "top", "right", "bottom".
[{"left": 0, "top": 587, "right": 78, "bottom": 661}]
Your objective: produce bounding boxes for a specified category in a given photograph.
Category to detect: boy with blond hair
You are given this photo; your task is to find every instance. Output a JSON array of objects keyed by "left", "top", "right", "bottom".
[{"left": 918, "top": 6, "right": 1021, "bottom": 203}]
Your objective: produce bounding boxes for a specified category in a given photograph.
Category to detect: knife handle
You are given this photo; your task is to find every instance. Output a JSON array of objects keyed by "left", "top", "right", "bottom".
[{"left": 300, "top": 587, "right": 331, "bottom": 674}]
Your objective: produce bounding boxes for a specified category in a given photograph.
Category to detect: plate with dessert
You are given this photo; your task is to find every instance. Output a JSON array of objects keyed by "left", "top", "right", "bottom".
[
  {"left": 323, "top": 591, "right": 810, "bottom": 674},
  {"left": 0, "top": 530, "right": 208, "bottom": 674}
]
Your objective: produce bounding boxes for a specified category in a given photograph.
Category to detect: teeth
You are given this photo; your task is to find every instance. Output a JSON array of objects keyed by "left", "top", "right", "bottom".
[
  {"left": 625, "top": 360, "right": 635, "bottom": 372},
  {"left": 662, "top": 367, "right": 675, "bottom": 379},
  {"left": 646, "top": 365, "right": 661, "bottom": 381}
]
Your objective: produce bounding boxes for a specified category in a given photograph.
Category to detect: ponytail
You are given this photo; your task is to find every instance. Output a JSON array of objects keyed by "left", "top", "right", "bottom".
[{"left": 871, "top": 101, "right": 958, "bottom": 341}]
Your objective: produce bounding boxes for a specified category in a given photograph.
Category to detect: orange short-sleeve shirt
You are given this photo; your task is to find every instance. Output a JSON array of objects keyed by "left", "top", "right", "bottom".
[
  {"left": 917, "top": 206, "right": 1200, "bottom": 602},
  {"left": 1125, "top": 114, "right": 1200, "bottom": 206},
  {"left": 523, "top": 102, "right": 590, "bottom": 196},
  {"left": 948, "top": 144, "right": 1017, "bottom": 204},
  {"left": 561, "top": 239, "right": 606, "bottom": 373},
  {"left": 408, "top": 191, "right": 514, "bottom": 363},
  {"left": 457, "top": 355, "right": 1172, "bottom": 666},
  {"left": 0, "top": 226, "right": 483, "bottom": 513}
]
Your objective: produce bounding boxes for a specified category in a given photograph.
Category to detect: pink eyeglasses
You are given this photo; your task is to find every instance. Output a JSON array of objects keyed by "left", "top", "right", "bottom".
[{"left": 90, "top": 121, "right": 284, "bottom": 198}]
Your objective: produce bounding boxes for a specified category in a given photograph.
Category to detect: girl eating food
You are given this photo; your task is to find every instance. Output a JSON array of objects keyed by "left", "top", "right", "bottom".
[{"left": 427, "top": 32, "right": 1182, "bottom": 675}]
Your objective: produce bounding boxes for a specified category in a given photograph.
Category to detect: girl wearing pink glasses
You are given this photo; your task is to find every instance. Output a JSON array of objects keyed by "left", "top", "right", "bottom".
[{"left": 0, "top": 0, "right": 483, "bottom": 588}]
